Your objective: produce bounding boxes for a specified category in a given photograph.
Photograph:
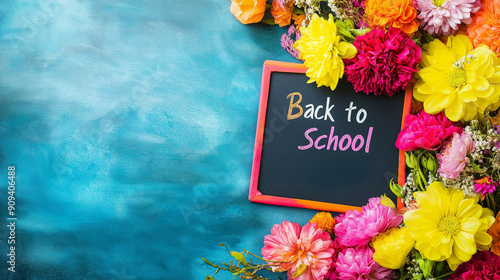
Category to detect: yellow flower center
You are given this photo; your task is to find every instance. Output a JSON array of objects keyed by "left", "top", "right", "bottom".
[
  {"left": 448, "top": 67, "right": 467, "bottom": 89},
  {"left": 433, "top": 0, "right": 445, "bottom": 6},
  {"left": 438, "top": 215, "right": 461, "bottom": 236}
]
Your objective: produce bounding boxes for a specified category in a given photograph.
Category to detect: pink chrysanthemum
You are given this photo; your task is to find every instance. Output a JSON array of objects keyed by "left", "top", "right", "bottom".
[
  {"left": 474, "top": 177, "right": 499, "bottom": 196},
  {"left": 262, "top": 221, "right": 334, "bottom": 280},
  {"left": 449, "top": 250, "right": 500, "bottom": 279},
  {"left": 413, "top": 0, "right": 482, "bottom": 36},
  {"left": 396, "top": 111, "right": 462, "bottom": 151},
  {"left": 333, "top": 246, "right": 396, "bottom": 280},
  {"left": 334, "top": 198, "right": 403, "bottom": 247},
  {"left": 344, "top": 27, "right": 421, "bottom": 97},
  {"left": 437, "top": 131, "right": 475, "bottom": 179}
]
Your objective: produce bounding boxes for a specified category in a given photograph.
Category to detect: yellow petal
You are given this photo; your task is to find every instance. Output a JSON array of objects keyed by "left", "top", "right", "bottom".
[
  {"left": 419, "top": 67, "right": 447, "bottom": 86},
  {"left": 468, "top": 74, "right": 490, "bottom": 92},
  {"left": 458, "top": 86, "right": 478, "bottom": 103},
  {"left": 457, "top": 200, "right": 481, "bottom": 220},
  {"left": 467, "top": 46, "right": 495, "bottom": 77},
  {"left": 337, "top": 42, "right": 356, "bottom": 59},
  {"left": 453, "top": 231, "right": 476, "bottom": 256},
  {"left": 474, "top": 231, "right": 493, "bottom": 246},
  {"left": 425, "top": 93, "right": 456, "bottom": 114},
  {"left": 463, "top": 101, "right": 478, "bottom": 121},
  {"left": 444, "top": 95, "right": 465, "bottom": 121},
  {"left": 426, "top": 40, "right": 455, "bottom": 69},
  {"left": 447, "top": 253, "right": 462, "bottom": 271},
  {"left": 487, "top": 65, "right": 500, "bottom": 83},
  {"left": 447, "top": 35, "right": 473, "bottom": 59},
  {"left": 459, "top": 217, "right": 481, "bottom": 235}
]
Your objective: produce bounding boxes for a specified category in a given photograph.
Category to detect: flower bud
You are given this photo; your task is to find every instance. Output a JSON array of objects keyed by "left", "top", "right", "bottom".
[
  {"left": 405, "top": 152, "right": 417, "bottom": 169},
  {"left": 425, "top": 157, "right": 438, "bottom": 174},
  {"left": 390, "top": 179, "right": 404, "bottom": 198},
  {"left": 380, "top": 194, "right": 396, "bottom": 210}
]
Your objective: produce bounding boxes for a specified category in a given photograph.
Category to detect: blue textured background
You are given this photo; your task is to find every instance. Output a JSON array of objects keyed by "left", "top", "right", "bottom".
[{"left": 0, "top": 1, "right": 319, "bottom": 279}]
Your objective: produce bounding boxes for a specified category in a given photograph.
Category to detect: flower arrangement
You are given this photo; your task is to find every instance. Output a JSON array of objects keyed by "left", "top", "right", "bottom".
[{"left": 204, "top": 1, "right": 500, "bottom": 279}]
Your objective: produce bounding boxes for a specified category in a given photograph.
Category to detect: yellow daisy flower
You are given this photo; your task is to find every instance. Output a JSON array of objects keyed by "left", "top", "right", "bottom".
[
  {"left": 413, "top": 35, "right": 500, "bottom": 121},
  {"left": 294, "top": 14, "right": 357, "bottom": 91},
  {"left": 404, "top": 182, "right": 495, "bottom": 270}
]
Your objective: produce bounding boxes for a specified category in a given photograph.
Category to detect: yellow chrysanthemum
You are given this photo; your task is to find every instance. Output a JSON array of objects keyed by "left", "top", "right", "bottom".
[
  {"left": 372, "top": 227, "right": 415, "bottom": 269},
  {"left": 413, "top": 35, "right": 500, "bottom": 121},
  {"left": 404, "top": 182, "right": 495, "bottom": 270},
  {"left": 294, "top": 14, "right": 357, "bottom": 91}
]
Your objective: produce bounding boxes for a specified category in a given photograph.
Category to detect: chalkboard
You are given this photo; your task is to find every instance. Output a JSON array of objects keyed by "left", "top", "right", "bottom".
[{"left": 249, "top": 61, "right": 411, "bottom": 212}]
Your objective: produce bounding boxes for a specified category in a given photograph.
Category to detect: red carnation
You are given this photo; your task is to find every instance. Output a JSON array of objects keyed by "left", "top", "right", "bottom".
[
  {"left": 345, "top": 27, "right": 421, "bottom": 96},
  {"left": 450, "top": 251, "right": 500, "bottom": 280},
  {"left": 395, "top": 111, "right": 462, "bottom": 151}
]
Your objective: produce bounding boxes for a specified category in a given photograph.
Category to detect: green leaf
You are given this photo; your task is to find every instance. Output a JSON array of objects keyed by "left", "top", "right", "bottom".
[
  {"left": 230, "top": 251, "right": 247, "bottom": 265},
  {"left": 203, "top": 257, "right": 218, "bottom": 268},
  {"left": 350, "top": 28, "right": 371, "bottom": 36},
  {"left": 293, "top": 8, "right": 305, "bottom": 15},
  {"left": 291, "top": 263, "right": 307, "bottom": 278},
  {"left": 423, "top": 32, "right": 436, "bottom": 44},
  {"left": 260, "top": 18, "right": 276, "bottom": 25},
  {"left": 470, "top": 161, "right": 485, "bottom": 173},
  {"left": 205, "top": 276, "right": 215, "bottom": 280},
  {"left": 230, "top": 268, "right": 244, "bottom": 275}
]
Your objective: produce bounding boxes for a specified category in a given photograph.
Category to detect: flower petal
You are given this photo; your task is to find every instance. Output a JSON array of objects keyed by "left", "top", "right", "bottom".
[{"left": 444, "top": 95, "right": 465, "bottom": 121}]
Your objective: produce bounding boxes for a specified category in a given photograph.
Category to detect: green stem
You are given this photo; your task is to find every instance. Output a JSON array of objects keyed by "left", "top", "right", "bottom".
[
  {"left": 415, "top": 152, "right": 428, "bottom": 191},
  {"left": 486, "top": 194, "right": 492, "bottom": 210},
  {"left": 489, "top": 193, "right": 497, "bottom": 214},
  {"left": 244, "top": 250, "right": 286, "bottom": 264}
]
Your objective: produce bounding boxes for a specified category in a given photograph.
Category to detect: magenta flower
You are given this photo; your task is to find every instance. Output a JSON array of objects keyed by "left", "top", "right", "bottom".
[
  {"left": 396, "top": 111, "right": 462, "bottom": 151},
  {"left": 414, "top": 0, "right": 482, "bottom": 36},
  {"left": 449, "top": 250, "right": 500, "bottom": 279},
  {"left": 437, "top": 132, "right": 475, "bottom": 179},
  {"left": 281, "top": 25, "right": 301, "bottom": 59},
  {"left": 334, "top": 198, "right": 403, "bottom": 247},
  {"left": 262, "top": 221, "right": 334, "bottom": 280},
  {"left": 332, "top": 246, "right": 396, "bottom": 280},
  {"left": 474, "top": 177, "right": 499, "bottom": 196},
  {"left": 344, "top": 27, "right": 420, "bottom": 97}
]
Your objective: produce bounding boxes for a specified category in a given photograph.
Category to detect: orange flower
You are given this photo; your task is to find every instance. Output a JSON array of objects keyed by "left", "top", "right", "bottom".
[
  {"left": 490, "top": 113, "right": 500, "bottom": 127},
  {"left": 364, "top": 0, "right": 419, "bottom": 36},
  {"left": 230, "top": 0, "right": 266, "bottom": 24},
  {"left": 271, "top": 0, "right": 294, "bottom": 27},
  {"left": 489, "top": 211, "right": 500, "bottom": 256},
  {"left": 309, "top": 212, "right": 336, "bottom": 234},
  {"left": 292, "top": 14, "right": 306, "bottom": 30},
  {"left": 466, "top": 0, "right": 500, "bottom": 57}
]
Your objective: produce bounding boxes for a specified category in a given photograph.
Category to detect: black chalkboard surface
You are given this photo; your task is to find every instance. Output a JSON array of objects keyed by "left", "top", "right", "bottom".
[{"left": 249, "top": 61, "right": 411, "bottom": 212}]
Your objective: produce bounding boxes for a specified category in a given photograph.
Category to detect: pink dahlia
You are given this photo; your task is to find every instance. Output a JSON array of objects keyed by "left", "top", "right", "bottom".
[
  {"left": 262, "top": 221, "right": 334, "bottom": 280},
  {"left": 474, "top": 176, "right": 499, "bottom": 196},
  {"left": 344, "top": 27, "right": 420, "bottom": 97},
  {"left": 437, "top": 131, "right": 475, "bottom": 179},
  {"left": 449, "top": 250, "right": 500, "bottom": 279},
  {"left": 414, "top": 0, "right": 482, "bottom": 36},
  {"left": 333, "top": 246, "right": 396, "bottom": 280},
  {"left": 334, "top": 197, "right": 403, "bottom": 247},
  {"left": 396, "top": 111, "right": 462, "bottom": 151}
]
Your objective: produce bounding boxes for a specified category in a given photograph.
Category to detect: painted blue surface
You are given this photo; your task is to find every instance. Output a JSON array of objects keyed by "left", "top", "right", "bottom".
[{"left": 0, "top": 1, "right": 319, "bottom": 279}]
